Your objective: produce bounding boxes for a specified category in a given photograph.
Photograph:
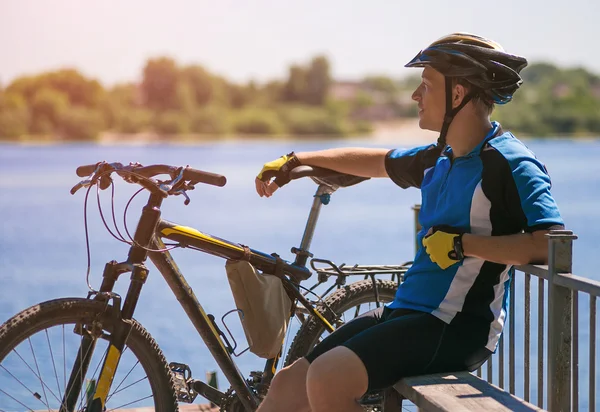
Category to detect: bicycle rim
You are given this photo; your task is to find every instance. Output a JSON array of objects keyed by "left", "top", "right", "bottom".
[{"left": 0, "top": 298, "right": 177, "bottom": 412}]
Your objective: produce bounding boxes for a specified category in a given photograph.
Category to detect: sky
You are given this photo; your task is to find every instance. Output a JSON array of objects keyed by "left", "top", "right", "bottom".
[{"left": 1, "top": 0, "right": 599, "bottom": 87}]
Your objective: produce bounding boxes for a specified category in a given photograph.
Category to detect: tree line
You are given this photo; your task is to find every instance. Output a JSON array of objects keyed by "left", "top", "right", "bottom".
[{"left": 0, "top": 56, "right": 598, "bottom": 140}]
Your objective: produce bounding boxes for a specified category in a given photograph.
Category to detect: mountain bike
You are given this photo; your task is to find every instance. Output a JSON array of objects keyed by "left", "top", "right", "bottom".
[{"left": 0, "top": 160, "right": 410, "bottom": 411}]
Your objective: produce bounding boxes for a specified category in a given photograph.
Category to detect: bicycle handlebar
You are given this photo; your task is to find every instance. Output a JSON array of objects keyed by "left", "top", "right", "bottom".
[
  {"left": 76, "top": 162, "right": 227, "bottom": 187},
  {"left": 72, "top": 161, "right": 227, "bottom": 199}
]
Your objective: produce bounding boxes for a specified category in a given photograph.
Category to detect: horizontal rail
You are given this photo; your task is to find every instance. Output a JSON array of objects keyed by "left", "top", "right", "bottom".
[
  {"left": 514, "top": 264, "right": 550, "bottom": 280},
  {"left": 514, "top": 265, "right": 600, "bottom": 297},
  {"left": 554, "top": 273, "right": 600, "bottom": 297}
]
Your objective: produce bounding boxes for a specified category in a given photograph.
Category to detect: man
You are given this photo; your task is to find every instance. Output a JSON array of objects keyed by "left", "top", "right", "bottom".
[{"left": 254, "top": 33, "right": 564, "bottom": 412}]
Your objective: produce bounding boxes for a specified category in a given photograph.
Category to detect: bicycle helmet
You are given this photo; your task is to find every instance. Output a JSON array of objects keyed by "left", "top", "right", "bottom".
[{"left": 405, "top": 33, "right": 528, "bottom": 148}]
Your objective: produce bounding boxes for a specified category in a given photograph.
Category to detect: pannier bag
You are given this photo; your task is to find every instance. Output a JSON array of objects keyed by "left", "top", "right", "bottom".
[{"left": 225, "top": 259, "right": 292, "bottom": 358}]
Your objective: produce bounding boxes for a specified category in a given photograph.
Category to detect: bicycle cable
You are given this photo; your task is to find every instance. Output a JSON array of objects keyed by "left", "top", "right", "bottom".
[{"left": 80, "top": 168, "right": 181, "bottom": 292}]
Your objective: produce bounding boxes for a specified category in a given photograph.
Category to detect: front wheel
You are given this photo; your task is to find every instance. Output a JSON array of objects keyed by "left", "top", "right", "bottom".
[{"left": 0, "top": 298, "right": 177, "bottom": 411}]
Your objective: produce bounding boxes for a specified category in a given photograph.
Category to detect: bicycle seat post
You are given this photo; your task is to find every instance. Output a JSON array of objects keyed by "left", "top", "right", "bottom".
[{"left": 293, "top": 184, "right": 331, "bottom": 267}]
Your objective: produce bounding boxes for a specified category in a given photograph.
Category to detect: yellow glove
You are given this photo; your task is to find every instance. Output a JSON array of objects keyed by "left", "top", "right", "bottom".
[
  {"left": 422, "top": 225, "right": 465, "bottom": 270},
  {"left": 256, "top": 152, "right": 301, "bottom": 188}
]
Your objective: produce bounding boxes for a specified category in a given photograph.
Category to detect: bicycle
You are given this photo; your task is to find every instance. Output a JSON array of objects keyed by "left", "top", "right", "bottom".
[{"left": 0, "top": 160, "right": 410, "bottom": 411}]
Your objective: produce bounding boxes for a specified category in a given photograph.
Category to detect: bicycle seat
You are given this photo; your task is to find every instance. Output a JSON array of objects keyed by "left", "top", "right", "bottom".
[{"left": 290, "top": 166, "right": 370, "bottom": 189}]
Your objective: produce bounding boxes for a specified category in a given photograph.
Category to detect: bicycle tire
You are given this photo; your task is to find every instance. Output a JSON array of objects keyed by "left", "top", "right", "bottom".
[
  {"left": 284, "top": 279, "right": 398, "bottom": 366},
  {"left": 0, "top": 298, "right": 177, "bottom": 411}
]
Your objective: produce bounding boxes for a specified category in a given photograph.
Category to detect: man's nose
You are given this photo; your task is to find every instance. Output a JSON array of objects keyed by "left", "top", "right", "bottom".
[{"left": 412, "top": 89, "right": 421, "bottom": 102}]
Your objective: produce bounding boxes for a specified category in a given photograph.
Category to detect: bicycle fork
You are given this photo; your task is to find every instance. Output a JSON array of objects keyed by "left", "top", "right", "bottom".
[{"left": 60, "top": 261, "right": 147, "bottom": 412}]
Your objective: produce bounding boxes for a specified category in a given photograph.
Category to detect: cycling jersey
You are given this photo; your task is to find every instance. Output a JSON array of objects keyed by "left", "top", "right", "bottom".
[{"left": 385, "top": 122, "right": 564, "bottom": 351}]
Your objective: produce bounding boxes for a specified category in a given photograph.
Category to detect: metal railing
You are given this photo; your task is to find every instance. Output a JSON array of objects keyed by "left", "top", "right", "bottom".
[{"left": 412, "top": 205, "right": 599, "bottom": 412}]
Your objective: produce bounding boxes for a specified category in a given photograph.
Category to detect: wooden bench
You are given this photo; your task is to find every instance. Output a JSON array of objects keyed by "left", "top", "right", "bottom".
[{"left": 386, "top": 372, "right": 546, "bottom": 411}]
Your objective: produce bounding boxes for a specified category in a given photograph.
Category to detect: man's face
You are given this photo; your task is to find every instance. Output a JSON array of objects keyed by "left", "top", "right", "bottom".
[{"left": 411, "top": 67, "right": 446, "bottom": 132}]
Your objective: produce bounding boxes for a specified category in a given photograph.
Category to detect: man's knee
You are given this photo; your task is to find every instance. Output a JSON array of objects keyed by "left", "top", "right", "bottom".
[
  {"left": 267, "top": 358, "right": 310, "bottom": 400},
  {"left": 306, "top": 346, "right": 369, "bottom": 401}
]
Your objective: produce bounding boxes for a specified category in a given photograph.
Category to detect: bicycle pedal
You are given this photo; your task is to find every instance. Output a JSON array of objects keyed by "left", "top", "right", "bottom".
[{"left": 169, "top": 362, "right": 198, "bottom": 403}]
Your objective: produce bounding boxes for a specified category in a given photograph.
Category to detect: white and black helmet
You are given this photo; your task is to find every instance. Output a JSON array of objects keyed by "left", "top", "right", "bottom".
[{"left": 406, "top": 33, "right": 528, "bottom": 147}]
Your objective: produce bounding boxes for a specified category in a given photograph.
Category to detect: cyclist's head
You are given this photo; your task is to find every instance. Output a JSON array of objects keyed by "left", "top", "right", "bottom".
[{"left": 406, "top": 33, "right": 528, "bottom": 148}]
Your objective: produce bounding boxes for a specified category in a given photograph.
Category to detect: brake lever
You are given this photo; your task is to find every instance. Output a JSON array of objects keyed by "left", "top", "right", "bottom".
[
  {"left": 173, "top": 189, "right": 191, "bottom": 205},
  {"left": 70, "top": 179, "right": 93, "bottom": 195}
]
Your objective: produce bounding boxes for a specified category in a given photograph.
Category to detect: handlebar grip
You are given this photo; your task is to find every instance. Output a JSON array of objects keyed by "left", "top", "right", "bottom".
[
  {"left": 184, "top": 168, "right": 227, "bottom": 187},
  {"left": 76, "top": 163, "right": 99, "bottom": 177},
  {"left": 290, "top": 165, "right": 370, "bottom": 188},
  {"left": 290, "top": 165, "right": 343, "bottom": 180}
]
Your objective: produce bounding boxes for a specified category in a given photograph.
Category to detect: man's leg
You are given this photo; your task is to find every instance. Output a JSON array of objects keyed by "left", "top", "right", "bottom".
[
  {"left": 306, "top": 346, "right": 368, "bottom": 412},
  {"left": 257, "top": 358, "right": 311, "bottom": 412},
  {"left": 257, "top": 307, "right": 385, "bottom": 412},
  {"left": 305, "top": 311, "right": 447, "bottom": 411}
]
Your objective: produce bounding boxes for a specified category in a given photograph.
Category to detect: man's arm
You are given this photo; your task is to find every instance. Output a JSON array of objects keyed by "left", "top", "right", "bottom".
[
  {"left": 462, "top": 142, "right": 564, "bottom": 266},
  {"left": 462, "top": 230, "right": 550, "bottom": 265},
  {"left": 256, "top": 144, "right": 439, "bottom": 197},
  {"left": 295, "top": 148, "right": 390, "bottom": 178}
]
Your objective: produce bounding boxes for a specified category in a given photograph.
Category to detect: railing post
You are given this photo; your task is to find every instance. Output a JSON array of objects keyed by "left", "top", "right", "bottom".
[
  {"left": 412, "top": 204, "right": 421, "bottom": 255},
  {"left": 547, "top": 229, "right": 577, "bottom": 412}
]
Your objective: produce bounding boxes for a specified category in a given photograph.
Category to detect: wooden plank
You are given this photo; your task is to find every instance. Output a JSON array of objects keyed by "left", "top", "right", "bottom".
[{"left": 394, "top": 372, "right": 546, "bottom": 412}]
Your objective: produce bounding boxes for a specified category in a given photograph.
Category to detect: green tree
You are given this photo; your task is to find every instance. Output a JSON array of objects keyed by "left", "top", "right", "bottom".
[
  {"left": 233, "top": 109, "right": 285, "bottom": 135},
  {"left": 282, "top": 65, "right": 307, "bottom": 103},
  {"left": 304, "top": 56, "right": 331, "bottom": 105},
  {"left": 521, "top": 62, "right": 560, "bottom": 85},
  {"left": 190, "top": 106, "right": 230, "bottom": 134},
  {"left": 59, "top": 107, "right": 105, "bottom": 140},
  {"left": 0, "top": 92, "right": 30, "bottom": 138},
  {"left": 153, "top": 110, "right": 191, "bottom": 135},
  {"left": 115, "top": 108, "right": 153, "bottom": 133},
  {"left": 30, "top": 88, "right": 69, "bottom": 133},
  {"left": 181, "top": 65, "right": 213, "bottom": 106},
  {"left": 141, "top": 57, "right": 180, "bottom": 111},
  {"left": 102, "top": 83, "right": 140, "bottom": 128},
  {"left": 364, "top": 76, "right": 398, "bottom": 93},
  {"left": 7, "top": 70, "right": 104, "bottom": 108}
]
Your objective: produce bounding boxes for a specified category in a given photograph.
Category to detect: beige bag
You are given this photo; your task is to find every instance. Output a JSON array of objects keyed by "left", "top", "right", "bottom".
[{"left": 225, "top": 259, "right": 292, "bottom": 358}]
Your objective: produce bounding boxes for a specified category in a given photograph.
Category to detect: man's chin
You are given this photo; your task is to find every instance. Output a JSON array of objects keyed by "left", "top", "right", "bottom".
[{"left": 418, "top": 119, "right": 441, "bottom": 133}]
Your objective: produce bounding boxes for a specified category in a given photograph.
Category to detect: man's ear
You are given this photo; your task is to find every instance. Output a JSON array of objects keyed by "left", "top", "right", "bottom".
[{"left": 452, "top": 83, "right": 468, "bottom": 109}]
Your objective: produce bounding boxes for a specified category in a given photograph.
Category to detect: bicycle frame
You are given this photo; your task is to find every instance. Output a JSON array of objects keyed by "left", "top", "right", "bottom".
[{"left": 75, "top": 183, "right": 339, "bottom": 411}]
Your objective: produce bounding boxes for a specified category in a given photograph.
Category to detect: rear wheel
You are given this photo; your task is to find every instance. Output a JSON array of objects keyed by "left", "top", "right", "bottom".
[
  {"left": 284, "top": 279, "right": 399, "bottom": 412},
  {"left": 0, "top": 298, "right": 177, "bottom": 411},
  {"left": 285, "top": 279, "right": 398, "bottom": 365}
]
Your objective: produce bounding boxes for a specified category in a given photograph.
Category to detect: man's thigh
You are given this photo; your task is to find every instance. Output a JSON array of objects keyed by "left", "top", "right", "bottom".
[
  {"left": 304, "top": 306, "right": 386, "bottom": 363},
  {"left": 342, "top": 312, "right": 448, "bottom": 391}
]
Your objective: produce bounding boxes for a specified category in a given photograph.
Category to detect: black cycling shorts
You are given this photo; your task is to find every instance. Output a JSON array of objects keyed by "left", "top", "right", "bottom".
[{"left": 305, "top": 306, "right": 493, "bottom": 392}]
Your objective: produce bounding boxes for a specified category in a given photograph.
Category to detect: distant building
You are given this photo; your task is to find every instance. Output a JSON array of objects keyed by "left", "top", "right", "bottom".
[{"left": 329, "top": 80, "right": 415, "bottom": 121}]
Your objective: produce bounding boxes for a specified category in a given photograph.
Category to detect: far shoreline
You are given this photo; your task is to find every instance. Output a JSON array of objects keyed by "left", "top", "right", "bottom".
[{"left": 1, "top": 119, "right": 599, "bottom": 146}]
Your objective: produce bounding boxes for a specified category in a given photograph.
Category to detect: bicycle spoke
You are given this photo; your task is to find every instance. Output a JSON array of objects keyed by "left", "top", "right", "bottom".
[
  {"left": 76, "top": 345, "right": 109, "bottom": 412},
  {"left": 28, "top": 337, "right": 50, "bottom": 411},
  {"left": 62, "top": 333, "right": 97, "bottom": 410},
  {"left": 108, "top": 376, "right": 148, "bottom": 398},
  {"left": 89, "top": 345, "right": 110, "bottom": 385},
  {"left": 46, "top": 329, "right": 64, "bottom": 401},
  {"left": 0, "top": 388, "right": 36, "bottom": 411},
  {"left": 63, "top": 325, "right": 66, "bottom": 395},
  {"left": 353, "top": 303, "right": 362, "bottom": 319},
  {"left": 79, "top": 335, "right": 85, "bottom": 410},
  {"left": 106, "top": 359, "right": 139, "bottom": 403},
  {"left": 0, "top": 365, "right": 44, "bottom": 404},
  {"left": 12, "top": 347, "right": 62, "bottom": 407},
  {"left": 106, "top": 394, "right": 153, "bottom": 411}
]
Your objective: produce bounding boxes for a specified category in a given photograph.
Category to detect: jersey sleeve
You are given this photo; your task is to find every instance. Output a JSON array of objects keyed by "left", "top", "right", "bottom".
[
  {"left": 503, "top": 154, "right": 564, "bottom": 232},
  {"left": 385, "top": 144, "right": 441, "bottom": 189}
]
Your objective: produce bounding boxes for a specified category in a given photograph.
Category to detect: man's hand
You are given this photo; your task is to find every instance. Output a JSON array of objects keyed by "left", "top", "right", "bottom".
[
  {"left": 422, "top": 225, "right": 466, "bottom": 270},
  {"left": 255, "top": 152, "right": 301, "bottom": 197}
]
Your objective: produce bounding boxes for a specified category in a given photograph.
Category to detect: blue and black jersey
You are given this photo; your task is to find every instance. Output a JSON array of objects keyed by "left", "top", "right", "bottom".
[{"left": 385, "top": 122, "right": 564, "bottom": 351}]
